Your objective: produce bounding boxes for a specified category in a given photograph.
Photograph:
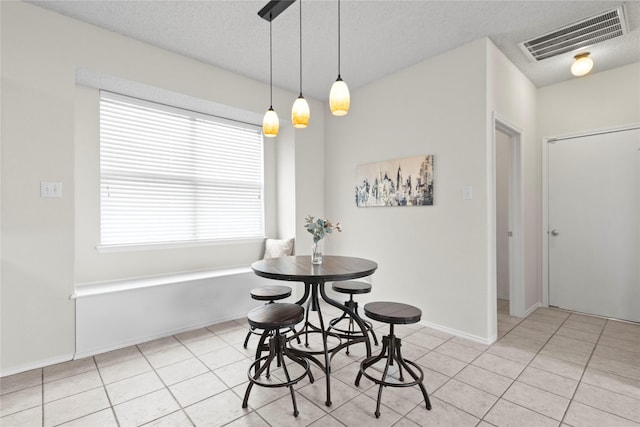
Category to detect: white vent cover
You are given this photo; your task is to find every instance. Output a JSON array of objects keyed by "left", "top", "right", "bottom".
[{"left": 520, "top": 6, "right": 628, "bottom": 61}]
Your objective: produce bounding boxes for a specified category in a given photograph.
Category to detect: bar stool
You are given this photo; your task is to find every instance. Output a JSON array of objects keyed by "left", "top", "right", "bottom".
[
  {"left": 327, "top": 281, "right": 378, "bottom": 354},
  {"left": 243, "top": 285, "right": 293, "bottom": 349},
  {"left": 242, "top": 303, "right": 313, "bottom": 417},
  {"left": 356, "top": 301, "right": 431, "bottom": 418}
]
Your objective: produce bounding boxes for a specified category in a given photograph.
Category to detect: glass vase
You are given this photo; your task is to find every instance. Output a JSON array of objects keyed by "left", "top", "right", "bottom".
[{"left": 311, "top": 239, "right": 324, "bottom": 264}]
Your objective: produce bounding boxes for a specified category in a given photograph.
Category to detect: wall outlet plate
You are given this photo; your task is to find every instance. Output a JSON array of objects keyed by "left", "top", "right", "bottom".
[
  {"left": 41, "top": 181, "right": 63, "bottom": 198},
  {"left": 463, "top": 185, "right": 473, "bottom": 200}
]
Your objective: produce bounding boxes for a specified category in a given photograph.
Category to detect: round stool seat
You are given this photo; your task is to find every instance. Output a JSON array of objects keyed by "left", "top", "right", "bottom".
[
  {"left": 250, "top": 285, "right": 292, "bottom": 301},
  {"left": 331, "top": 281, "right": 372, "bottom": 294},
  {"left": 248, "top": 303, "right": 304, "bottom": 330},
  {"left": 364, "top": 302, "right": 421, "bottom": 325}
]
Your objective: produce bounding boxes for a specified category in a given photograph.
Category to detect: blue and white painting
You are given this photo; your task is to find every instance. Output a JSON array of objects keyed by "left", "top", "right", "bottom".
[{"left": 355, "top": 155, "right": 434, "bottom": 207}]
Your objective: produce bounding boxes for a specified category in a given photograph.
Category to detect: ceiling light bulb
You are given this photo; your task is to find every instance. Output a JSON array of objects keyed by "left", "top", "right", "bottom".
[
  {"left": 571, "top": 52, "right": 593, "bottom": 77},
  {"left": 263, "top": 107, "right": 279, "bottom": 137},
  {"left": 292, "top": 95, "right": 310, "bottom": 128},
  {"left": 330, "top": 77, "right": 350, "bottom": 116}
]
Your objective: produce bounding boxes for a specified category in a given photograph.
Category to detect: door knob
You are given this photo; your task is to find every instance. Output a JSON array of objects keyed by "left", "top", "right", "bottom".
[{"left": 551, "top": 229, "right": 560, "bottom": 236}]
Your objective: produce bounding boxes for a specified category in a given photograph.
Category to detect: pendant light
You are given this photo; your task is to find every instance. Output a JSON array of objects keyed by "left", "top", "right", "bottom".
[
  {"left": 291, "top": 0, "right": 310, "bottom": 128},
  {"left": 571, "top": 52, "right": 593, "bottom": 77},
  {"left": 263, "top": 16, "right": 279, "bottom": 137},
  {"left": 329, "top": 0, "right": 350, "bottom": 116}
]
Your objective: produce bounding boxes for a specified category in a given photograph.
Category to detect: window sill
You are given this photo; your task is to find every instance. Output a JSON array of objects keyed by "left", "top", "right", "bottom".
[
  {"left": 96, "top": 237, "right": 266, "bottom": 253},
  {"left": 72, "top": 265, "right": 254, "bottom": 299}
]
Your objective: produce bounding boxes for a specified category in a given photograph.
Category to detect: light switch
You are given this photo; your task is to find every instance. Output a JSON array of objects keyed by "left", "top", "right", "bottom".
[
  {"left": 462, "top": 185, "right": 473, "bottom": 200},
  {"left": 41, "top": 181, "right": 63, "bottom": 198}
]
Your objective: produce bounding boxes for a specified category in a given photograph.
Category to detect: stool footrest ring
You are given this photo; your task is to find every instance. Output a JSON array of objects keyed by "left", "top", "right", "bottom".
[
  {"left": 355, "top": 333, "right": 431, "bottom": 418},
  {"left": 242, "top": 329, "right": 313, "bottom": 418}
]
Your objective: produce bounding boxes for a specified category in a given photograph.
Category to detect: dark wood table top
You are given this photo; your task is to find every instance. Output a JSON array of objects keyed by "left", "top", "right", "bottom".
[{"left": 251, "top": 256, "right": 378, "bottom": 283}]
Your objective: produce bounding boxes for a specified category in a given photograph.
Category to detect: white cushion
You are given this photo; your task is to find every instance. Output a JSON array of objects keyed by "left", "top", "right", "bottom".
[{"left": 263, "top": 238, "right": 295, "bottom": 259}]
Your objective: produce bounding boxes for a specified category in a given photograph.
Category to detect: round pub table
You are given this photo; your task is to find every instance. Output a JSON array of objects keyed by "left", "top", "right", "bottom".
[{"left": 251, "top": 255, "right": 378, "bottom": 406}]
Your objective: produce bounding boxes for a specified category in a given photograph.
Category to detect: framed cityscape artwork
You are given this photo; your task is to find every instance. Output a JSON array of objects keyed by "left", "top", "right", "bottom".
[{"left": 355, "top": 155, "right": 434, "bottom": 207}]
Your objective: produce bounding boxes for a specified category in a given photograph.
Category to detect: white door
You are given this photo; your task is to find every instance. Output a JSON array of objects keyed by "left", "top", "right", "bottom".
[{"left": 548, "top": 127, "right": 640, "bottom": 322}]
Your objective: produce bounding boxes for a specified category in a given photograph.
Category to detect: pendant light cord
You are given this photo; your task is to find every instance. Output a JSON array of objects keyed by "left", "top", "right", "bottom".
[
  {"left": 337, "top": 0, "right": 341, "bottom": 77},
  {"left": 269, "top": 15, "right": 273, "bottom": 108},
  {"left": 299, "top": 0, "right": 303, "bottom": 95}
]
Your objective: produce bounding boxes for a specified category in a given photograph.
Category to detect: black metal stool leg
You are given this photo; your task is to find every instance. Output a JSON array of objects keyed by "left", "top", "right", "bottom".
[
  {"left": 243, "top": 329, "right": 253, "bottom": 349},
  {"left": 374, "top": 336, "right": 396, "bottom": 419},
  {"left": 369, "top": 324, "right": 379, "bottom": 346},
  {"left": 285, "top": 349, "right": 315, "bottom": 384},
  {"left": 242, "top": 338, "right": 275, "bottom": 409},
  {"left": 346, "top": 296, "right": 355, "bottom": 355},
  {"left": 358, "top": 322, "right": 432, "bottom": 418},
  {"left": 243, "top": 328, "right": 311, "bottom": 416},
  {"left": 254, "top": 330, "right": 270, "bottom": 373},
  {"left": 396, "top": 346, "right": 431, "bottom": 410},
  {"left": 390, "top": 333, "right": 404, "bottom": 381},
  {"left": 356, "top": 336, "right": 389, "bottom": 386},
  {"left": 290, "top": 325, "right": 302, "bottom": 345}
]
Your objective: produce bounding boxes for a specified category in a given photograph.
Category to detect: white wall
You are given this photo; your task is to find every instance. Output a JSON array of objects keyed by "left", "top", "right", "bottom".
[
  {"left": 324, "top": 38, "right": 541, "bottom": 343},
  {"left": 325, "top": 38, "right": 492, "bottom": 341},
  {"left": 538, "top": 62, "right": 640, "bottom": 138},
  {"left": 1, "top": 1, "right": 325, "bottom": 374},
  {"left": 487, "top": 41, "right": 539, "bottom": 322}
]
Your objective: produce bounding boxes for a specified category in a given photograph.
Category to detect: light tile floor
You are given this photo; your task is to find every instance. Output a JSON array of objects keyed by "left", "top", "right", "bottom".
[{"left": 1, "top": 300, "right": 639, "bottom": 426}]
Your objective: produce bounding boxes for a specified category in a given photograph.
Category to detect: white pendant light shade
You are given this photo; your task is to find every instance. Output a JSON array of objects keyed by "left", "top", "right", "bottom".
[
  {"left": 330, "top": 77, "right": 350, "bottom": 116},
  {"left": 291, "top": 1, "right": 310, "bottom": 129},
  {"left": 263, "top": 107, "right": 279, "bottom": 137},
  {"left": 292, "top": 96, "right": 310, "bottom": 128},
  {"left": 571, "top": 52, "right": 593, "bottom": 77}
]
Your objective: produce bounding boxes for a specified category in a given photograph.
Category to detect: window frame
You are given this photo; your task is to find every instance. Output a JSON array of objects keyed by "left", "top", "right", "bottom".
[{"left": 98, "top": 91, "right": 266, "bottom": 249}]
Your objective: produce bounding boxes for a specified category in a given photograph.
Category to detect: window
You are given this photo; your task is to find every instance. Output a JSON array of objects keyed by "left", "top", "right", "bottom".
[{"left": 100, "top": 91, "right": 264, "bottom": 246}]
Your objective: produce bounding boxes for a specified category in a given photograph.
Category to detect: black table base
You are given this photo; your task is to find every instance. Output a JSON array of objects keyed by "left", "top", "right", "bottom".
[{"left": 287, "top": 281, "right": 372, "bottom": 407}]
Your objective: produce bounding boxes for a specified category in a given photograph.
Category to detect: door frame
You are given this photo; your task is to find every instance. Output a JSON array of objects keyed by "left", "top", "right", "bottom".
[
  {"left": 542, "top": 123, "right": 640, "bottom": 307},
  {"left": 491, "top": 113, "right": 526, "bottom": 319}
]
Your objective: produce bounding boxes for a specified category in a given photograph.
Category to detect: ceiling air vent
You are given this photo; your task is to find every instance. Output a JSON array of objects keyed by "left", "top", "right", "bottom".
[{"left": 520, "top": 5, "right": 628, "bottom": 61}]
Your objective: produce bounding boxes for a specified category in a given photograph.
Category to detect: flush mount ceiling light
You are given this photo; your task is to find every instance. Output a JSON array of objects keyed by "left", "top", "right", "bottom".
[
  {"left": 329, "top": 0, "right": 350, "bottom": 116},
  {"left": 291, "top": 0, "right": 310, "bottom": 128},
  {"left": 571, "top": 52, "right": 594, "bottom": 77}
]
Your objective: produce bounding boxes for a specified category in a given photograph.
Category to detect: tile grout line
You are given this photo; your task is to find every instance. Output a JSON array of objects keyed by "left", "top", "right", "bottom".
[
  {"left": 93, "top": 354, "right": 122, "bottom": 427},
  {"left": 557, "top": 316, "right": 607, "bottom": 425},
  {"left": 44, "top": 356, "right": 119, "bottom": 427},
  {"left": 444, "top": 311, "right": 529, "bottom": 422},
  {"left": 477, "top": 308, "right": 569, "bottom": 424},
  {"left": 502, "top": 310, "right": 575, "bottom": 422},
  {"left": 135, "top": 342, "right": 196, "bottom": 427},
  {"left": 558, "top": 318, "right": 640, "bottom": 425}
]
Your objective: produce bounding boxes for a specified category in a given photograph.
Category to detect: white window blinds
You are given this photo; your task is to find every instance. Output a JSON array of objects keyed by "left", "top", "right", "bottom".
[{"left": 100, "top": 91, "right": 264, "bottom": 246}]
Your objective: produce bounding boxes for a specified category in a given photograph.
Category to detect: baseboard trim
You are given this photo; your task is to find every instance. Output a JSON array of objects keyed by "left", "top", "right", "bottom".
[
  {"left": 419, "top": 320, "right": 494, "bottom": 346},
  {"left": 524, "top": 302, "right": 541, "bottom": 318},
  {"left": 1, "top": 353, "right": 75, "bottom": 378}
]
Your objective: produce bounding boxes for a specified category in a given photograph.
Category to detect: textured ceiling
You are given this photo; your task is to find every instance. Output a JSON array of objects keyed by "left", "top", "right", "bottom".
[{"left": 28, "top": 0, "right": 640, "bottom": 101}]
